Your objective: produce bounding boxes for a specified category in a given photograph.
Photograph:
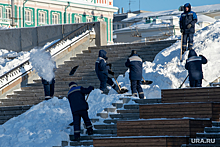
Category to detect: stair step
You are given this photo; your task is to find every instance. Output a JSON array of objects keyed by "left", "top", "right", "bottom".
[
  {"left": 103, "top": 118, "right": 140, "bottom": 124},
  {"left": 123, "top": 104, "right": 139, "bottom": 110},
  {"left": 132, "top": 98, "right": 161, "bottom": 104},
  {"left": 112, "top": 103, "right": 123, "bottom": 109},
  {"left": 211, "top": 121, "right": 220, "bottom": 127},
  {"left": 96, "top": 112, "right": 108, "bottom": 119},
  {"left": 119, "top": 97, "right": 131, "bottom": 103},
  {"left": 117, "top": 109, "right": 139, "bottom": 113},
  {"left": 196, "top": 133, "right": 220, "bottom": 138},
  {"left": 109, "top": 113, "right": 139, "bottom": 119},
  {"left": 204, "top": 127, "right": 220, "bottom": 133},
  {"left": 93, "top": 124, "right": 117, "bottom": 130},
  {"left": 93, "top": 129, "right": 117, "bottom": 134},
  {"left": 69, "top": 134, "right": 117, "bottom": 141},
  {"left": 69, "top": 140, "right": 93, "bottom": 146},
  {"left": 104, "top": 107, "right": 116, "bottom": 112}
]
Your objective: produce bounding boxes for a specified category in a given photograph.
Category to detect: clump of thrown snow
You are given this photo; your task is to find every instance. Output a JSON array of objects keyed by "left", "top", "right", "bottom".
[
  {"left": 0, "top": 97, "right": 72, "bottom": 147},
  {"left": 117, "top": 20, "right": 220, "bottom": 98},
  {"left": 30, "top": 49, "right": 56, "bottom": 82}
]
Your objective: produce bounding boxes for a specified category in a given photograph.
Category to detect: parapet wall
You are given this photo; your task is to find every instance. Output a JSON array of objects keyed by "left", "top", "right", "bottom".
[{"left": 0, "top": 21, "right": 107, "bottom": 52}]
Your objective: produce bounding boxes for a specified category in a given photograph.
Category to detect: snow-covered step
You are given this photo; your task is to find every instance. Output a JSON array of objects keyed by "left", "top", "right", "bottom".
[
  {"left": 109, "top": 113, "right": 139, "bottom": 119},
  {"left": 132, "top": 98, "right": 161, "bottom": 104},
  {"left": 119, "top": 97, "right": 131, "bottom": 103},
  {"left": 123, "top": 104, "right": 139, "bottom": 110},
  {"left": 196, "top": 133, "right": 220, "bottom": 138},
  {"left": 96, "top": 112, "right": 108, "bottom": 118},
  {"left": 117, "top": 109, "right": 139, "bottom": 113},
  {"left": 204, "top": 127, "right": 220, "bottom": 133},
  {"left": 93, "top": 124, "right": 117, "bottom": 130},
  {"left": 211, "top": 121, "right": 220, "bottom": 127},
  {"left": 103, "top": 107, "right": 116, "bottom": 113},
  {"left": 69, "top": 140, "right": 93, "bottom": 146},
  {"left": 112, "top": 102, "right": 124, "bottom": 109}
]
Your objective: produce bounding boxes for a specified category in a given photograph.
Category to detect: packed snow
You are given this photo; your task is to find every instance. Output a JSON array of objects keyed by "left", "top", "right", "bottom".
[{"left": 0, "top": 18, "right": 220, "bottom": 147}]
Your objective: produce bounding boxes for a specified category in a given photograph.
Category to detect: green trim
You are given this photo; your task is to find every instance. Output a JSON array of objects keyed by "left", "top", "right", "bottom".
[
  {"left": 19, "top": 6, "right": 21, "bottom": 27},
  {"left": 24, "top": 7, "right": 35, "bottom": 27},
  {"left": 104, "top": 17, "right": 108, "bottom": 42},
  {"left": 110, "top": 19, "right": 111, "bottom": 41},
  {"left": 68, "top": 13, "right": 70, "bottom": 23}
]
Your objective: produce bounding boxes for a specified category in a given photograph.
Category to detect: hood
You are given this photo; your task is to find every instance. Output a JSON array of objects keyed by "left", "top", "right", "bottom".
[
  {"left": 188, "top": 49, "right": 197, "bottom": 58},
  {"left": 184, "top": 3, "right": 191, "bottom": 13},
  {"left": 99, "top": 50, "right": 108, "bottom": 60}
]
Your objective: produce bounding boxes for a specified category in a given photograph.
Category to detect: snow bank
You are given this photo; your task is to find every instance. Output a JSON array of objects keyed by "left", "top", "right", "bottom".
[
  {"left": 0, "top": 97, "right": 72, "bottom": 147},
  {"left": 117, "top": 20, "right": 220, "bottom": 98}
]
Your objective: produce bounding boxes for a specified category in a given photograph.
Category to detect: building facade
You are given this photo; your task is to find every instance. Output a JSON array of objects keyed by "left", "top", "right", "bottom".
[{"left": 0, "top": 0, "right": 117, "bottom": 43}]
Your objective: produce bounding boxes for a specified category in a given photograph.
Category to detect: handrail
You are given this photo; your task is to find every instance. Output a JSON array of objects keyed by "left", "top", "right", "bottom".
[{"left": 0, "top": 23, "right": 95, "bottom": 90}]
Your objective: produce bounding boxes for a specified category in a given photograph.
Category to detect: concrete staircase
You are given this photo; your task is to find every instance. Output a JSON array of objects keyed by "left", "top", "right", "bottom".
[
  {"left": 60, "top": 97, "right": 161, "bottom": 147},
  {"left": 90, "top": 87, "right": 220, "bottom": 147},
  {"left": 0, "top": 40, "right": 176, "bottom": 125},
  {"left": 182, "top": 121, "right": 220, "bottom": 147}
]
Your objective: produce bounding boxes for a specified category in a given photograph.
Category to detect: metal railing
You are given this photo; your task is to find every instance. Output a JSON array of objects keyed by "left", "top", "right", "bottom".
[{"left": 0, "top": 23, "right": 95, "bottom": 90}]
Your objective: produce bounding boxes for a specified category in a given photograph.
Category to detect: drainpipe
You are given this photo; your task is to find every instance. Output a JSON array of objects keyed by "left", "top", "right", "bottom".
[
  {"left": 23, "top": 0, "right": 28, "bottom": 27},
  {"left": 64, "top": 2, "right": 70, "bottom": 24},
  {"left": 11, "top": 0, "right": 16, "bottom": 27}
]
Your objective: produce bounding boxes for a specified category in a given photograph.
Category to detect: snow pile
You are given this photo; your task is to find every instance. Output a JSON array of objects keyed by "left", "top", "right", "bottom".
[
  {"left": 30, "top": 50, "right": 55, "bottom": 82},
  {"left": 0, "top": 50, "right": 30, "bottom": 76},
  {"left": 117, "top": 20, "right": 220, "bottom": 98},
  {"left": 0, "top": 97, "right": 72, "bottom": 147}
]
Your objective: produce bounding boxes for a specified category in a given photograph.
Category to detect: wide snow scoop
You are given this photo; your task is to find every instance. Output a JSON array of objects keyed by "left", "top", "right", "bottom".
[
  {"left": 69, "top": 65, "right": 79, "bottom": 76},
  {"left": 141, "top": 76, "right": 153, "bottom": 85}
]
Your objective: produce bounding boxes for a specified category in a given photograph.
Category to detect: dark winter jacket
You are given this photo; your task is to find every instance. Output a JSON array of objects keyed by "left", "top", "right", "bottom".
[
  {"left": 67, "top": 86, "right": 94, "bottom": 113},
  {"left": 180, "top": 3, "right": 197, "bottom": 34},
  {"left": 95, "top": 50, "right": 110, "bottom": 82},
  {"left": 185, "top": 50, "right": 207, "bottom": 81},
  {"left": 125, "top": 54, "right": 143, "bottom": 81}
]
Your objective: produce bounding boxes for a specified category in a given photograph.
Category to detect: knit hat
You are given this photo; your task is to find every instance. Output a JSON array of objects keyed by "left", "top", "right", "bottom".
[{"left": 69, "top": 82, "right": 77, "bottom": 88}]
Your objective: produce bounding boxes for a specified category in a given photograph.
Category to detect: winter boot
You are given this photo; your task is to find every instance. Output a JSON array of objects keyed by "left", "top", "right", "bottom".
[
  {"left": 182, "top": 47, "right": 186, "bottom": 55},
  {"left": 45, "top": 96, "right": 51, "bottom": 100},
  {"left": 188, "top": 47, "right": 192, "bottom": 51},
  {"left": 87, "top": 127, "right": 93, "bottom": 135},
  {"left": 132, "top": 93, "right": 138, "bottom": 97}
]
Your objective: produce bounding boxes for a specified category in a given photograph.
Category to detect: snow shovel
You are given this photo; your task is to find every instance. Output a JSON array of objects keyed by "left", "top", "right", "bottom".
[
  {"left": 141, "top": 76, "right": 153, "bottom": 85},
  {"left": 69, "top": 65, "right": 79, "bottom": 76},
  {"left": 179, "top": 74, "right": 189, "bottom": 88},
  {"left": 112, "top": 74, "right": 128, "bottom": 94},
  {"left": 180, "top": 33, "right": 183, "bottom": 62}
]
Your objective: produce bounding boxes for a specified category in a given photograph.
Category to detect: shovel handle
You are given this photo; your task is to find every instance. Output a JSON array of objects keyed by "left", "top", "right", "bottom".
[
  {"left": 86, "top": 94, "right": 89, "bottom": 101},
  {"left": 113, "top": 75, "right": 121, "bottom": 91},
  {"left": 142, "top": 76, "right": 146, "bottom": 82}
]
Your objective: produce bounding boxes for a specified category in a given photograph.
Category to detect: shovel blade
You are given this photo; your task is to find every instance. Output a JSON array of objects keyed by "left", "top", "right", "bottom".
[
  {"left": 69, "top": 65, "right": 79, "bottom": 76},
  {"left": 118, "top": 88, "right": 129, "bottom": 94},
  {"left": 141, "top": 80, "right": 153, "bottom": 85}
]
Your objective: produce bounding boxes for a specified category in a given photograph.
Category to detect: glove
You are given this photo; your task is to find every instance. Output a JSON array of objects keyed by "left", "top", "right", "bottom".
[
  {"left": 108, "top": 70, "right": 114, "bottom": 76},
  {"left": 187, "top": 24, "right": 192, "bottom": 29},
  {"left": 180, "top": 29, "right": 184, "bottom": 33},
  {"left": 107, "top": 63, "right": 112, "bottom": 69},
  {"left": 88, "top": 86, "right": 94, "bottom": 90}
]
